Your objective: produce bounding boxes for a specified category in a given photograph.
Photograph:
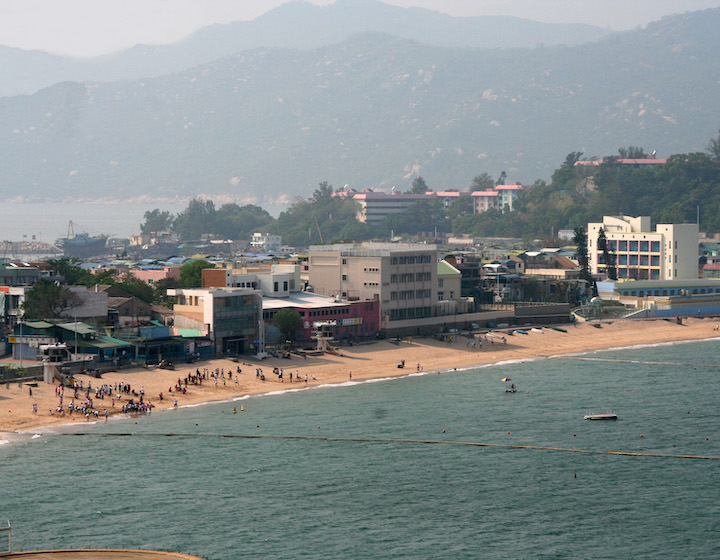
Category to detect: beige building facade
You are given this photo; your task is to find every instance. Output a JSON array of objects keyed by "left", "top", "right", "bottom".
[
  {"left": 308, "top": 243, "right": 438, "bottom": 325},
  {"left": 588, "top": 215, "right": 698, "bottom": 280}
]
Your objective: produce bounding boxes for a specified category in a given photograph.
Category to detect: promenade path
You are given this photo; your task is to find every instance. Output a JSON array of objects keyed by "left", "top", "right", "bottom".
[{"left": 0, "top": 551, "right": 203, "bottom": 559}]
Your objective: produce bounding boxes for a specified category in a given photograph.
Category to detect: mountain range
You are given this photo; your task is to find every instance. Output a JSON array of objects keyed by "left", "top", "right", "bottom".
[
  {"left": 0, "top": 0, "right": 612, "bottom": 99},
  {"left": 0, "top": 2, "right": 718, "bottom": 206}
]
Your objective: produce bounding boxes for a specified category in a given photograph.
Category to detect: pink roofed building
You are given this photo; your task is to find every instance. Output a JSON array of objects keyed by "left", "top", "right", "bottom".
[{"left": 471, "top": 190, "right": 499, "bottom": 213}]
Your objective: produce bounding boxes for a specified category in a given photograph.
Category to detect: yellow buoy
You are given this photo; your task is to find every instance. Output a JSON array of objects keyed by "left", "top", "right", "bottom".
[
  {"left": 232, "top": 407, "right": 237, "bottom": 414},
  {"left": 240, "top": 405, "right": 244, "bottom": 412}
]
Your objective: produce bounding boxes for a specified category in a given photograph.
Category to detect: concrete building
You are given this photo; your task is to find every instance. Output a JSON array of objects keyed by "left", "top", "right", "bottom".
[
  {"left": 262, "top": 292, "right": 380, "bottom": 341},
  {"left": 129, "top": 265, "right": 181, "bottom": 285},
  {"left": 471, "top": 190, "right": 499, "bottom": 213},
  {"left": 308, "top": 243, "right": 438, "bottom": 325},
  {"left": 587, "top": 215, "right": 699, "bottom": 280},
  {"left": 352, "top": 192, "right": 434, "bottom": 226},
  {"left": 168, "top": 288, "right": 262, "bottom": 355},
  {"left": 471, "top": 183, "right": 529, "bottom": 213},
  {"left": 250, "top": 233, "right": 282, "bottom": 253},
  {"left": 437, "top": 260, "right": 461, "bottom": 302},
  {"left": 203, "top": 263, "right": 301, "bottom": 298}
]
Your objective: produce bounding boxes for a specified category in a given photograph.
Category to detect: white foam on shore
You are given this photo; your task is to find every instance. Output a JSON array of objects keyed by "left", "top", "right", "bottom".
[{"left": 3, "top": 335, "right": 716, "bottom": 441}]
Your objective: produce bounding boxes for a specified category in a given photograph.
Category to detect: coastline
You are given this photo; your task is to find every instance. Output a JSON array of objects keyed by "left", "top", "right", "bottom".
[{"left": 1, "top": 317, "right": 718, "bottom": 435}]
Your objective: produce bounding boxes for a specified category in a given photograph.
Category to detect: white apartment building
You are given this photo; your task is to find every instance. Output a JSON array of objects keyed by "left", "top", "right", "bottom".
[
  {"left": 250, "top": 232, "right": 282, "bottom": 253},
  {"left": 587, "top": 215, "right": 699, "bottom": 280},
  {"left": 203, "top": 263, "right": 300, "bottom": 298},
  {"left": 308, "top": 243, "right": 438, "bottom": 323}
]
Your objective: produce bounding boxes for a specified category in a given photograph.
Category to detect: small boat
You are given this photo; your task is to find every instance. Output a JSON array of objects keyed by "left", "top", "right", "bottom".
[
  {"left": 550, "top": 326, "right": 567, "bottom": 333},
  {"left": 514, "top": 329, "right": 529, "bottom": 335},
  {"left": 584, "top": 413, "right": 618, "bottom": 421},
  {"left": 505, "top": 386, "right": 517, "bottom": 393}
]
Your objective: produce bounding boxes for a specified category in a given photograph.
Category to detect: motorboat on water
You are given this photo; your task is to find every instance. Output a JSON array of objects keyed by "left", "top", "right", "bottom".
[{"left": 584, "top": 413, "right": 618, "bottom": 420}]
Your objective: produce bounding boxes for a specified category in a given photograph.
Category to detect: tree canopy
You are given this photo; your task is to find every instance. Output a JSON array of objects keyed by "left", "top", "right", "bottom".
[
  {"left": 271, "top": 308, "right": 304, "bottom": 342},
  {"left": 22, "top": 279, "right": 81, "bottom": 320}
]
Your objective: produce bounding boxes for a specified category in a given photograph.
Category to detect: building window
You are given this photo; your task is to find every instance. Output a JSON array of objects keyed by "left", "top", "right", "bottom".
[
  {"left": 283, "top": 281, "right": 288, "bottom": 291},
  {"left": 274, "top": 282, "right": 278, "bottom": 292},
  {"left": 342, "top": 274, "right": 347, "bottom": 281}
]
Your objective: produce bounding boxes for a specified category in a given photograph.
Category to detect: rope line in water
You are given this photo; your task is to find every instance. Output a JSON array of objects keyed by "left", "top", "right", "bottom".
[
  {"left": 62, "top": 432, "right": 720, "bottom": 460},
  {"left": 554, "top": 356, "right": 720, "bottom": 368}
]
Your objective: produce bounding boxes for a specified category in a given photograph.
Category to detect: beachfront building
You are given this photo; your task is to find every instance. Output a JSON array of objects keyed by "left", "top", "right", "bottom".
[
  {"left": 308, "top": 243, "right": 438, "bottom": 325},
  {"left": 437, "top": 260, "right": 461, "bottom": 302},
  {"left": 596, "top": 278, "right": 720, "bottom": 318},
  {"left": 168, "top": 288, "right": 262, "bottom": 355},
  {"left": 587, "top": 215, "right": 699, "bottom": 280},
  {"left": 262, "top": 292, "right": 380, "bottom": 341}
]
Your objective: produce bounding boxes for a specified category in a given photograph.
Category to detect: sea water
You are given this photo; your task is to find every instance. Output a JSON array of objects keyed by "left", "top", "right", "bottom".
[{"left": 1, "top": 340, "right": 719, "bottom": 559}]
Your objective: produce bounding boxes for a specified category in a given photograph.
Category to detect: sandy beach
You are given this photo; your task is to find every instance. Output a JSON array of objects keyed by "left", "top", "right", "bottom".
[{"left": 1, "top": 317, "right": 717, "bottom": 434}]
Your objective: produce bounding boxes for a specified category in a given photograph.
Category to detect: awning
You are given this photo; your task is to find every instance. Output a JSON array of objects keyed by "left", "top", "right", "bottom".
[
  {"left": 80, "top": 336, "right": 133, "bottom": 349},
  {"left": 58, "top": 322, "right": 97, "bottom": 335}
]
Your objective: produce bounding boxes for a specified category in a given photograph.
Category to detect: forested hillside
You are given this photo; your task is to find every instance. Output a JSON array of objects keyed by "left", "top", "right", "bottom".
[{"left": 141, "top": 135, "right": 720, "bottom": 245}]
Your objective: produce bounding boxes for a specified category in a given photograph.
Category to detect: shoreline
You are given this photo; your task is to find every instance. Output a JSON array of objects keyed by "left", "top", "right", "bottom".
[{"left": 1, "top": 317, "right": 719, "bottom": 436}]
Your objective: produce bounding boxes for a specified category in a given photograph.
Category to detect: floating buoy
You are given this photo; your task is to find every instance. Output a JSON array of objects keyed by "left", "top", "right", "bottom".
[
  {"left": 573, "top": 434, "right": 577, "bottom": 437},
  {"left": 317, "top": 425, "right": 321, "bottom": 429},
  {"left": 640, "top": 434, "right": 644, "bottom": 437},
  {"left": 240, "top": 405, "right": 244, "bottom": 411},
  {"left": 232, "top": 407, "right": 237, "bottom": 414},
  {"left": 687, "top": 411, "right": 691, "bottom": 414},
  {"left": 507, "top": 431, "right": 511, "bottom": 434},
  {"left": 442, "top": 429, "right": 445, "bottom": 433},
  {"left": 574, "top": 472, "right": 577, "bottom": 478}
]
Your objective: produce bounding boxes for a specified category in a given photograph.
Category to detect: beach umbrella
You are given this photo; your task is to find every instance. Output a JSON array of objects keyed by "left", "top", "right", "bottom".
[{"left": 502, "top": 378, "right": 511, "bottom": 382}]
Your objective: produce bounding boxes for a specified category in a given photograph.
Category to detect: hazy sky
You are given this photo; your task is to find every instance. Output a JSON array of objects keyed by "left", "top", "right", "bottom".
[{"left": 1, "top": 0, "right": 719, "bottom": 57}]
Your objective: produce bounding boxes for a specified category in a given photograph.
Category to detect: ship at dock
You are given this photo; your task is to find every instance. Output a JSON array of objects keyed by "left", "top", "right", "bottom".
[{"left": 55, "top": 221, "right": 109, "bottom": 258}]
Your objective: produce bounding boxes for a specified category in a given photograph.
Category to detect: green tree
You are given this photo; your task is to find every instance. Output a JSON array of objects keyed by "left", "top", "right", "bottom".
[
  {"left": 115, "top": 274, "right": 155, "bottom": 303},
  {"left": 179, "top": 260, "right": 215, "bottom": 288},
  {"left": 707, "top": 129, "right": 720, "bottom": 162},
  {"left": 573, "top": 226, "right": 593, "bottom": 284},
  {"left": 274, "top": 185, "right": 363, "bottom": 246},
  {"left": 153, "top": 277, "right": 181, "bottom": 305},
  {"left": 174, "top": 199, "right": 217, "bottom": 240},
  {"left": 312, "top": 181, "right": 334, "bottom": 203},
  {"left": 272, "top": 308, "right": 304, "bottom": 343},
  {"left": 22, "top": 279, "right": 81, "bottom": 320},
  {"left": 469, "top": 172, "right": 495, "bottom": 191},
  {"left": 140, "top": 209, "right": 174, "bottom": 235},
  {"left": 596, "top": 228, "right": 617, "bottom": 280},
  {"left": 408, "top": 176, "right": 429, "bottom": 194},
  {"left": 618, "top": 146, "right": 648, "bottom": 159}
]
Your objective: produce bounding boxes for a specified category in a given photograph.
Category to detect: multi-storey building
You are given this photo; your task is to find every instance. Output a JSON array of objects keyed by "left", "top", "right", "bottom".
[
  {"left": 203, "top": 263, "right": 301, "bottom": 297},
  {"left": 250, "top": 232, "right": 282, "bottom": 253},
  {"left": 168, "top": 288, "right": 262, "bottom": 355},
  {"left": 587, "top": 215, "right": 699, "bottom": 280},
  {"left": 308, "top": 243, "right": 438, "bottom": 325}
]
